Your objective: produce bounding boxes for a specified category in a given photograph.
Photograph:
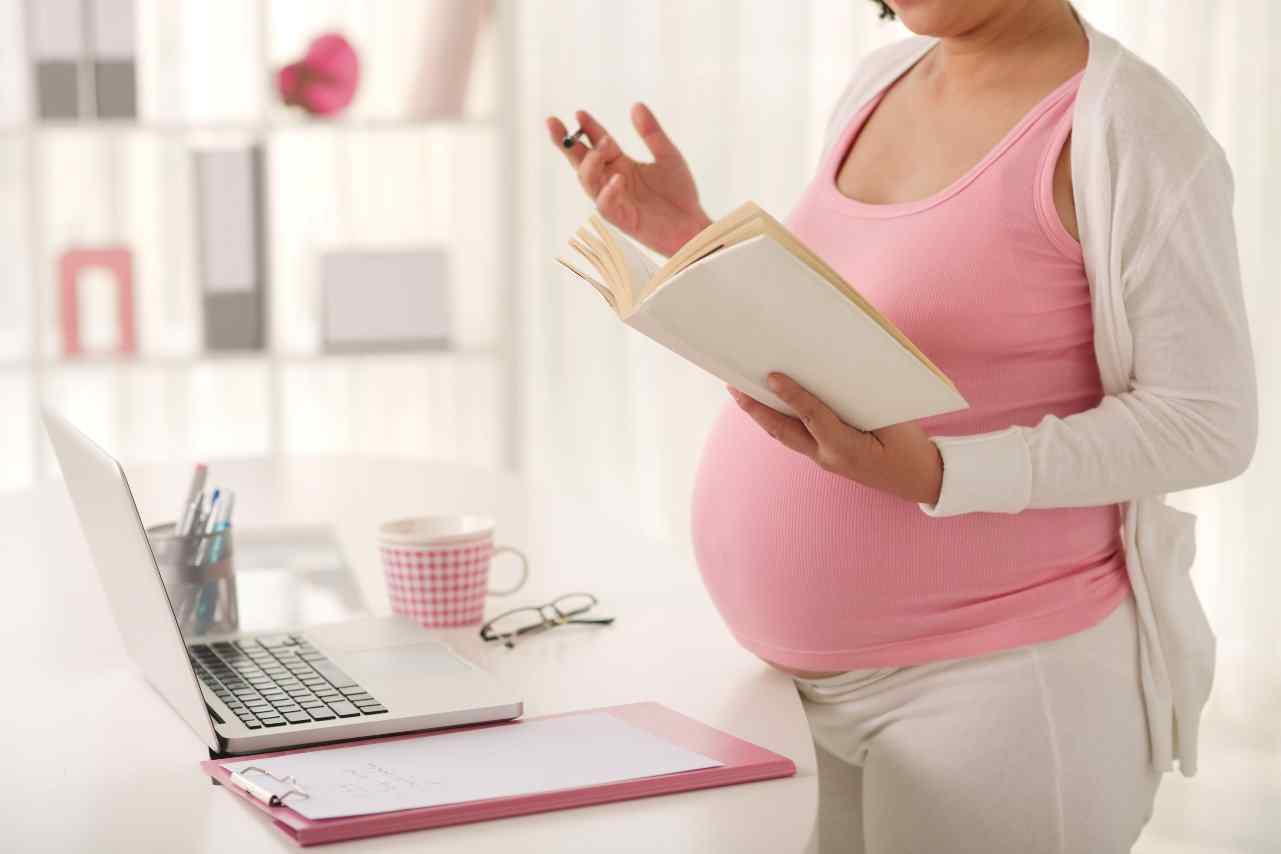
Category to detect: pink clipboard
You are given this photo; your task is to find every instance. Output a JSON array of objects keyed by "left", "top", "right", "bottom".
[{"left": 200, "top": 701, "right": 796, "bottom": 846}]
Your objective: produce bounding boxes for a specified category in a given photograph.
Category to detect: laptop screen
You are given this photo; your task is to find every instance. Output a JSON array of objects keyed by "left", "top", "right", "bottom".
[{"left": 43, "top": 409, "right": 220, "bottom": 751}]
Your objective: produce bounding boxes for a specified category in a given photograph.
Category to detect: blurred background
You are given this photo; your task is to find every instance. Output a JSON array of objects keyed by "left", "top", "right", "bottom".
[{"left": 2, "top": 1, "right": 1276, "bottom": 850}]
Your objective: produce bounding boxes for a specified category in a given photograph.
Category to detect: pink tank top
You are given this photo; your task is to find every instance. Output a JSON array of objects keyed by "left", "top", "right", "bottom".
[{"left": 690, "top": 68, "right": 1129, "bottom": 671}]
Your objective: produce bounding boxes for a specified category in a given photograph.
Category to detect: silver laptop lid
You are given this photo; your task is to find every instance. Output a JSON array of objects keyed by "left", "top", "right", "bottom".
[{"left": 43, "top": 409, "right": 219, "bottom": 750}]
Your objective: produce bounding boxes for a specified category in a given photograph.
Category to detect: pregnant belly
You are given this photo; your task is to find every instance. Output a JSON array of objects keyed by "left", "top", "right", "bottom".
[{"left": 690, "top": 403, "right": 1124, "bottom": 667}]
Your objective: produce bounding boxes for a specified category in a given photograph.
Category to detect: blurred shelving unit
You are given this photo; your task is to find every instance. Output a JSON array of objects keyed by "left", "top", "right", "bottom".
[{"left": 1, "top": 0, "right": 521, "bottom": 492}]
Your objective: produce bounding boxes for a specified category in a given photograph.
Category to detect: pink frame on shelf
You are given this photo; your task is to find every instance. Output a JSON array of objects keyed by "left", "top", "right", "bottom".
[{"left": 58, "top": 246, "right": 136, "bottom": 357}]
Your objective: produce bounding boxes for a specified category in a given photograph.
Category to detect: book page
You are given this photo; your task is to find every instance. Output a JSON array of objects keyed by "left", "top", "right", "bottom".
[
  {"left": 221, "top": 712, "right": 723, "bottom": 820},
  {"left": 556, "top": 257, "right": 618, "bottom": 310},
  {"left": 575, "top": 228, "right": 619, "bottom": 286},
  {"left": 591, "top": 217, "right": 661, "bottom": 309}
]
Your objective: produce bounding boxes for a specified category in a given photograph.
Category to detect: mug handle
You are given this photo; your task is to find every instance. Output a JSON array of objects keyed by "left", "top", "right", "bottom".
[{"left": 488, "top": 545, "right": 529, "bottom": 596}]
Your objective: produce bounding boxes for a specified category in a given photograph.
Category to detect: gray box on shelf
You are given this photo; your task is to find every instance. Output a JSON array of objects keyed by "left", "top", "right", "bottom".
[
  {"left": 27, "top": 0, "right": 137, "bottom": 119},
  {"left": 320, "top": 250, "right": 452, "bottom": 352},
  {"left": 194, "top": 146, "right": 269, "bottom": 351},
  {"left": 92, "top": 61, "right": 135, "bottom": 119},
  {"left": 34, "top": 63, "right": 80, "bottom": 119},
  {"left": 89, "top": 0, "right": 137, "bottom": 119},
  {"left": 28, "top": 0, "right": 87, "bottom": 118}
]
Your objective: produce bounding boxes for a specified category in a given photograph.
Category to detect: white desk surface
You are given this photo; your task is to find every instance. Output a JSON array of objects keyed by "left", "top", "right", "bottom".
[{"left": 0, "top": 457, "right": 817, "bottom": 852}]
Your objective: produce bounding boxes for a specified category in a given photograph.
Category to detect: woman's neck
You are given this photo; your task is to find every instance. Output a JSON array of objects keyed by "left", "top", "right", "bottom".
[{"left": 919, "top": 1, "right": 1087, "bottom": 95}]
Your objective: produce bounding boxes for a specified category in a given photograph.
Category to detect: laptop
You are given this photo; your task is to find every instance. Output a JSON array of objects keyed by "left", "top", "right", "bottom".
[{"left": 43, "top": 409, "right": 523, "bottom": 756}]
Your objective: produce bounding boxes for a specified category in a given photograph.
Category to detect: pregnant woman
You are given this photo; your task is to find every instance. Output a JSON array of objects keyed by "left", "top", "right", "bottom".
[{"left": 547, "top": 1, "right": 1256, "bottom": 851}]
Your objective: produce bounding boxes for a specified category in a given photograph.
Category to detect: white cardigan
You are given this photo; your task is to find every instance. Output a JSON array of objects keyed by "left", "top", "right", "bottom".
[{"left": 820, "top": 9, "right": 1258, "bottom": 777}]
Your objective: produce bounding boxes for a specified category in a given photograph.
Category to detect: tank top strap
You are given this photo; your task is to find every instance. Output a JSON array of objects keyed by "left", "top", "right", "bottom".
[
  {"left": 1032, "top": 75, "right": 1084, "bottom": 259},
  {"left": 991, "top": 68, "right": 1082, "bottom": 181}
]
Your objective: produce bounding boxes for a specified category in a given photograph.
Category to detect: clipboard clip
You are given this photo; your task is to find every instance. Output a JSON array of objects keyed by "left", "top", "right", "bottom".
[{"left": 228, "top": 766, "right": 310, "bottom": 808}]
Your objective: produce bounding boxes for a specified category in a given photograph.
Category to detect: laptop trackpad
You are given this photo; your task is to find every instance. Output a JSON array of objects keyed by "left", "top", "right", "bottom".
[{"left": 340, "top": 644, "right": 472, "bottom": 684}]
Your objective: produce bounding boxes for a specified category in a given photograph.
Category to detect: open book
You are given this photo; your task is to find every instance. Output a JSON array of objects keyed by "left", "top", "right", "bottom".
[{"left": 557, "top": 201, "right": 968, "bottom": 431}]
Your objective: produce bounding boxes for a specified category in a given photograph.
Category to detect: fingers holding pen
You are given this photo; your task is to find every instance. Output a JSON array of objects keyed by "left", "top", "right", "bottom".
[
  {"left": 549, "top": 109, "right": 624, "bottom": 163},
  {"left": 547, "top": 115, "right": 589, "bottom": 166},
  {"left": 548, "top": 109, "right": 631, "bottom": 204},
  {"left": 545, "top": 114, "right": 568, "bottom": 143}
]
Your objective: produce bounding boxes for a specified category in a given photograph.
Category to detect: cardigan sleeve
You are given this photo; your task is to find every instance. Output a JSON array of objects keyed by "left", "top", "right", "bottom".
[{"left": 918, "top": 145, "right": 1258, "bottom": 517}]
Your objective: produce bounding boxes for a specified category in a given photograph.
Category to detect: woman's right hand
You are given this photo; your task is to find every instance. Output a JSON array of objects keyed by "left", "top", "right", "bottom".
[{"left": 546, "top": 103, "right": 712, "bottom": 257}]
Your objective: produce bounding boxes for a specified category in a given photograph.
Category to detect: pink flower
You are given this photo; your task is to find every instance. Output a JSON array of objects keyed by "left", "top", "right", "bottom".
[{"left": 277, "top": 33, "right": 360, "bottom": 117}]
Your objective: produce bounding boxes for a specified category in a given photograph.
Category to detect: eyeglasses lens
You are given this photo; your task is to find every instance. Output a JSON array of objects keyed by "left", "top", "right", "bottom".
[
  {"left": 551, "top": 593, "right": 595, "bottom": 618},
  {"left": 485, "top": 607, "right": 546, "bottom": 639}
]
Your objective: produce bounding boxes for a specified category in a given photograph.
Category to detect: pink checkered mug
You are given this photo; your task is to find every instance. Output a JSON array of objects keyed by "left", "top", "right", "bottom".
[{"left": 378, "top": 515, "right": 529, "bottom": 628}]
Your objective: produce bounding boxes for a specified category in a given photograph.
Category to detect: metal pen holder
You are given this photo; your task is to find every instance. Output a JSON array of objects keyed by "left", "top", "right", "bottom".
[{"left": 147, "top": 521, "right": 239, "bottom": 638}]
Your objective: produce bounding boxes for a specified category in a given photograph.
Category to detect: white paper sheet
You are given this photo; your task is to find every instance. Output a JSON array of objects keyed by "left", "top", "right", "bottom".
[{"left": 221, "top": 712, "right": 724, "bottom": 820}]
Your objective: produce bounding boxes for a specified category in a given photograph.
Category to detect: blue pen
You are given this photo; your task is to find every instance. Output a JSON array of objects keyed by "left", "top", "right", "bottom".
[
  {"left": 208, "top": 492, "right": 235, "bottom": 562},
  {"left": 195, "top": 490, "right": 236, "bottom": 635},
  {"left": 219, "top": 491, "right": 235, "bottom": 531}
]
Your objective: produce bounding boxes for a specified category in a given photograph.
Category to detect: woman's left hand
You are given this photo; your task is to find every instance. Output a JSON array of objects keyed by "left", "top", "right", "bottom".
[{"left": 729, "top": 373, "right": 944, "bottom": 505}]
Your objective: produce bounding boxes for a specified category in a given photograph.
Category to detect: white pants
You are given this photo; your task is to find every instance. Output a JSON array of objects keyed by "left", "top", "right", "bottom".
[{"left": 793, "top": 590, "right": 1162, "bottom": 854}]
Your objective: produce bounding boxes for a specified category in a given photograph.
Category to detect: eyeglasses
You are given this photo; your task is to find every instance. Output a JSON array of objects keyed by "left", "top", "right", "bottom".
[{"left": 479, "top": 592, "right": 615, "bottom": 649}]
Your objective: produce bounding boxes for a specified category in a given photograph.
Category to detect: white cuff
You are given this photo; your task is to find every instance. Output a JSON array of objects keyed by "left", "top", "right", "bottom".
[{"left": 917, "top": 426, "right": 1032, "bottom": 517}]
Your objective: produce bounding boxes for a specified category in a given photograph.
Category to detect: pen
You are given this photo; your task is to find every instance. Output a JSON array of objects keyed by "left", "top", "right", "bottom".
[
  {"left": 177, "top": 493, "right": 202, "bottom": 537},
  {"left": 204, "top": 489, "right": 221, "bottom": 531},
  {"left": 217, "top": 491, "right": 235, "bottom": 531},
  {"left": 228, "top": 770, "right": 289, "bottom": 807},
  {"left": 188, "top": 493, "right": 210, "bottom": 537},
  {"left": 207, "top": 492, "right": 235, "bottom": 563},
  {"left": 174, "top": 493, "right": 208, "bottom": 599},
  {"left": 562, "top": 126, "right": 587, "bottom": 149},
  {"left": 219, "top": 492, "right": 235, "bottom": 530},
  {"left": 179, "top": 463, "right": 207, "bottom": 526},
  {"left": 193, "top": 489, "right": 221, "bottom": 566},
  {"left": 194, "top": 489, "right": 229, "bottom": 634}
]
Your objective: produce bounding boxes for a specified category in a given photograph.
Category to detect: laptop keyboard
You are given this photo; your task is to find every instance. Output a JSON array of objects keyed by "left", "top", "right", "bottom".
[{"left": 190, "top": 633, "right": 388, "bottom": 729}]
